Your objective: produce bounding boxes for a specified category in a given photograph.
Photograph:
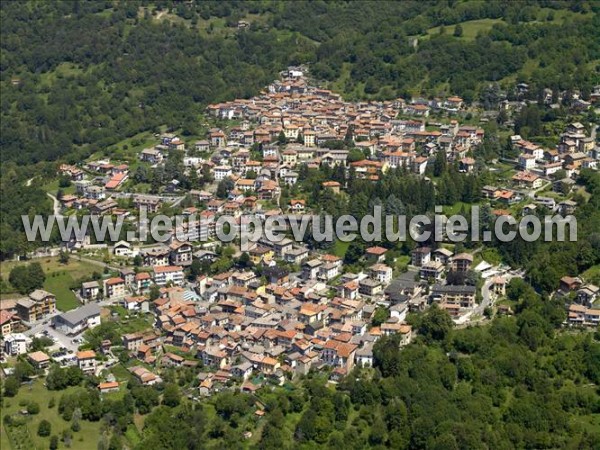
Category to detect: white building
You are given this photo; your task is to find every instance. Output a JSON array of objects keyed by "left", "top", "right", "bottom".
[
  {"left": 213, "top": 166, "right": 233, "bottom": 181},
  {"left": 52, "top": 303, "right": 101, "bottom": 336},
  {"left": 3, "top": 333, "right": 31, "bottom": 356},
  {"left": 153, "top": 265, "right": 185, "bottom": 286}
]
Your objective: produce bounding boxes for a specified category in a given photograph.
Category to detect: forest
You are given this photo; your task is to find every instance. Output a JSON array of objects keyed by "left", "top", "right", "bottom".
[{"left": 1, "top": 1, "right": 599, "bottom": 258}]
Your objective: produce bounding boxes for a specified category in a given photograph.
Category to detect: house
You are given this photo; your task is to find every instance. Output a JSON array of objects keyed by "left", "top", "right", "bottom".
[
  {"left": 123, "top": 333, "right": 144, "bottom": 352},
  {"left": 558, "top": 200, "right": 577, "bottom": 215},
  {"left": 289, "top": 199, "right": 305, "bottom": 212},
  {"left": 322, "top": 181, "right": 341, "bottom": 194},
  {"left": 577, "top": 285, "right": 599, "bottom": 307},
  {"left": 518, "top": 154, "right": 537, "bottom": 170},
  {"left": 133, "top": 195, "right": 162, "bottom": 213},
  {"left": 113, "top": 240, "right": 133, "bottom": 257},
  {"left": 430, "top": 285, "right": 476, "bottom": 308},
  {"left": 355, "top": 342, "right": 374, "bottom": 368},
  {"left": 153, "top": 266, "right": 184, "bottom": 286},
  {"left": 162, "top": 352, "right": 185, "bottom": 367},
  {"left": 450, "top": 253, "right": 473, "bottom": 273},
  {"left": 370, "top": 264, "right": 393, "bottom": 285},
  {"left": 16, "top": 290, "right": 56, "bottom": 322},
  {"left": 358, "top": 278, "right": 382, "bottom": 297},
  {"left": 3, "top": 333, "right": 30, "bottom": 356},
  {"left": 320, "top": 340, "right": 357, "bottom": 372},
  {"left": 134, "top": 272, "right": 153, "bottom": 292},
  {"left": 559, "top": 276, "right": 582, "bottom": 293},
  {"left": 231, "top": 361, "right": 253, "bottom": 380},
  {"left": 122, "top": 296, "right": 149, "bottom": 312},
  {"left": 283, "top": 246, "right": 309, "bottom": 265},
  {"left": 169, "top": 241, "right": 193, "bottom": 267},
  {"left": 411, "top": 247, "right": 431, "bottom": 267},
  {"left": 419, "top": 260, "right": 444, "bottom": 281},
  {"left": 76, "top": 350, "right": 97, "bottom": 374},
  {"left": 52, "top": 303, "right": 101, "bottom": 335},
  {"left": 512, "top": 171, "right": 543, "bottom": 189},
  {"left": 302, "top": 259, "right": 322, "bottom": 280},
  {"left": 0, "top": 311, "right": 19, "bottom": 335},
  {"left": 365, "top": 246, "right": 387, "bottom": 263},
  {"left": 459, "top": 157, "right": 476, "bottom": 173},
  {"left": 199, "top": 346, "right": 229, "bottom": 368},
  {"left": 129, "top": 366, "right": 161, "bottom": 385},
  {"left": 81, "top": 281, "right": 100, "bottom": 301},
  {"left": 98, "top": 381, "right": 120, "bottom": 394},
  {"left": 210, "top": 130, "right": 227, "bottom": 147},
  {"left": 141, "top": 247, "right": 170, "bottom": 267},
  {"left": 105, "top": 172, "right": 128, "bottom": 190},
  {"left": 104, "top": 277, "right": 126, "bottom": 299},
  {"left": 140, "top": 148, "right": 163, "bottom": 164},
  {"left": 433, "top": 248, "right": 453, "bottom": 265},
  {"left": 28, "top": 351, "right": 51, "bottom": 369},
  {"left": 195, "top": 140, "right": 210, "bottom": 152},
  {"left": 214, "top": 166, "right": 232, "bottom": 181}
]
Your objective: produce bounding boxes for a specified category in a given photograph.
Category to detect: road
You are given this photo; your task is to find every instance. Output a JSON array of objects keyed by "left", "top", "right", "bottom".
[
  {"left": 47, "top": 192, "right": 63, "bottom": 218},
  {"left": 24, "top": 318, "right": 79, "bottom": 353},
  {"left": 474, "top": 279, "right": 494, "bottom": 317},
  {"left": 75, "top": 255, "right": 120, "bottom": 272},
  {"left": 527, "top": 180, "right": 552, "bottom": 199}
]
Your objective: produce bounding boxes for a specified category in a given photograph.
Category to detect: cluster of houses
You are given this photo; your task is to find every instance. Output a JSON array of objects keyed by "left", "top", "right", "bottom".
[
  {"left": 560, "top": 276, "right": 600, "bottom": 327},
  {"left": 71, "top": 239, "right": 505, "bottom": 392}
]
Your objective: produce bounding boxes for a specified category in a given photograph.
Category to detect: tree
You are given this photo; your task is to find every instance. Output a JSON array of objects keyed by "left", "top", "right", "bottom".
[
  {"left": 59, "top": 250, "right": 70, "bottom": 265},
  {"left": 433, "top": 150, "right": 447, "bottom": 177},
  {"left": 149, "top": 284, "right": 161, "bottom": 301},
  {"left": 371, "top": 306, "right": 390, "bottom": 327},
  {"left": 216, "top": 178, "right": 234, "bottom": 199},
  {"left": 3, "top": 377, "right": 19, "bottom": 397},
  {"left": 49, "top": 435, "right": 59, "bottom": 450},
  {"left": 27, "top": 401, "right": 40, "bottom": 415},
  {"left": 38, "top": 419, "right": 52, "bottom": 437},
  {"left": 8, "top": 262, "right": 46, "bottom": 294},
  {"left": 417, "top": 304, "right": 454, "bottom": 342},
  {"left": 453, "top": 23, "right": 463, "bottom": 37},
  {"left": 277, "top": 131, "right": 288, "bottom": 145},
  {"left": 162, "top": 383, "right": 181, "bottom": 408},
  {"left": 343, "top": 240, "right": 364, "bottom": 265}
]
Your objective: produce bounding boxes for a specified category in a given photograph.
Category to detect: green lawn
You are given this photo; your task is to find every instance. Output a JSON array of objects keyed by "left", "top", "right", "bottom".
[
  {"left": 1, "top": 257, "right": 100, "bottom": 306},
  {"left": 442, "top": 201, "right": 477, "bottom": 216},
  {"left": 332, "top": 239, "right": 350, "bottom": 258},
  {"left": 394, "top": 255, "right": 411, "bottom": 273},
  {"left": 43, "top": 271, "right": 80, "bottom": 311},
  {"left": 1, "top": 380, "right": 103, "bottom": 450},
  {"left": 427, "top": 18, "right": 504, "bottom": 41},
  {"left": 581, "top": 265, "right": 600, "bottom": 285}
]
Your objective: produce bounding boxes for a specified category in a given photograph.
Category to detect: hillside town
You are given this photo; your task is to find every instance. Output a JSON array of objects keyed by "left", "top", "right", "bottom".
[{"left": 1, "top": 69, "right": 598, "bottom": 397}]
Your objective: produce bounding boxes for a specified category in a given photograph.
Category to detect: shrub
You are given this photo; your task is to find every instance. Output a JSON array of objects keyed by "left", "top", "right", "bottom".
[
  {"left": 27, "top": 401, "right": 40, "bottom": 415},
  {"left": 38, "top": 420, "right": 51, "bottom": 437}
]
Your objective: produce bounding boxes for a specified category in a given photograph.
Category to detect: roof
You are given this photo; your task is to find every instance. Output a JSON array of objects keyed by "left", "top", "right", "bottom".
[
  {"left": 28, "top": 351, "right": 50, "bottom": 363},
  {"left": 366, "top": 246, "right": 387, "bottom": 255},
  {"left": 55, "top": 303, "right": 101, "bottom": 326},
  {"left": 77, "top": 350, "right": 96, "bottom": 359},
  {"left": 29, "top": 289, "right": 54, "bottom": 301},
  {"left": 105, "top": 277, "right": 125, "bottom": 285},
  {"left": 153, "top": 265, "right": 184, "bottom": 273},
  {"left": 98, "top": 381, "right": 119, "bottom": 390}
]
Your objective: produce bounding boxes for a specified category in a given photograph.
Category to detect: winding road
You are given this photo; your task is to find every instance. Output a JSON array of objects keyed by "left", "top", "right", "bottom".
[{"left": 47, "top": 192, "right": 63, "bottom": 218}]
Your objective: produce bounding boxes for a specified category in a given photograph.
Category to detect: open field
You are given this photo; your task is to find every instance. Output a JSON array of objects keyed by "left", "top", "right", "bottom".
[
  {"left": 427, "top": 18, "right": 503, "bottom": 41},
  {"left": 1, "top": 257, "right": 100, "bottom": 309},
  {"left": 43, "top": 272, "right": 80, "bottom": 311},
  {"left": 1, "top": 380, "right": 103, "bottom": 450}
]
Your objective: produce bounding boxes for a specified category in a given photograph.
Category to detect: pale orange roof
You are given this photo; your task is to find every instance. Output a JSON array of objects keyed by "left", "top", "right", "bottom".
[{"left": 77, "top": 350, "right": 96, "bottom": 360}]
